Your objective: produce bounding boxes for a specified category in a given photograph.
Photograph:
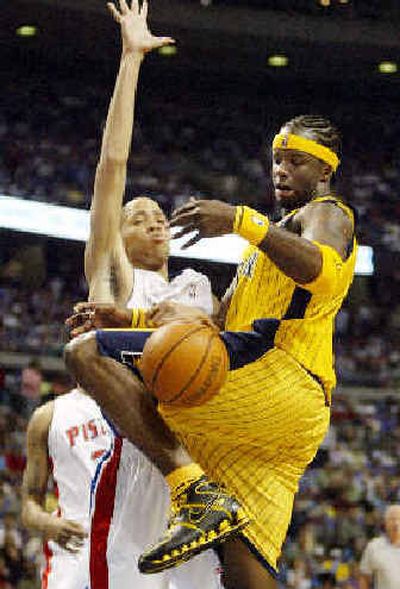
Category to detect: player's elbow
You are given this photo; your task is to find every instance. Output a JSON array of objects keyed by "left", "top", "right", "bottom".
[{"left": 64, "top": 332, "right": 99, "bottom": 383}]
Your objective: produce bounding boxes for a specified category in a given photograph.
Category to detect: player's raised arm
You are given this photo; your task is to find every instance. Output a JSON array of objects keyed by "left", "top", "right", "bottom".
[
  {"left": 85, "top": 0, "right": 174, "bottom": 303},
  {"left": 171, "top": 197, "right": 353, "bottom": 293},
  {"left": 21, "top": 403, "right": 87, "bottom": 552}
]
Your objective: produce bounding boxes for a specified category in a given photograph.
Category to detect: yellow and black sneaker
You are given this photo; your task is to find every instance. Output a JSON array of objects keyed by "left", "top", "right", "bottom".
[{"left": 138, "top": 475, "right": 249, "bottom": 574}]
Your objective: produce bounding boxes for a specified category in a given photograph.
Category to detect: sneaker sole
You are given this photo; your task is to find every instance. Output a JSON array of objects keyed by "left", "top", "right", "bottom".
[{"left": 139, "top": 514, "right": 250, "bottom": 574}]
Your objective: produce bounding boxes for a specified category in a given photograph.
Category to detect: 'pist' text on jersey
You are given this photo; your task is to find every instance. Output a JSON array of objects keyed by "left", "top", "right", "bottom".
[{"left": 65, "top": 419, "right": 110, "bottom": 447}]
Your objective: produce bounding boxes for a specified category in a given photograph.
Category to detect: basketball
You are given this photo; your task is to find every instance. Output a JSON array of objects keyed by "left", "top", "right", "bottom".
[{"left": 139, "top": 322, "right": 229, "bottom": 407}]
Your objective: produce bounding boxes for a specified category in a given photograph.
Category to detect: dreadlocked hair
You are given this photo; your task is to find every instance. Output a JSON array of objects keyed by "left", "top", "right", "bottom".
[{"left": 284, "top": 114, "right": 341, "bottom": 156}]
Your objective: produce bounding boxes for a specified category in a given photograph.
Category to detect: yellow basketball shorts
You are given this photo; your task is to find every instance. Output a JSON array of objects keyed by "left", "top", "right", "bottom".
[
  {"left": 159, "top": 346, "right": 330, "bottom": 573},
  {"left": 95, "top": 323, "right": 330, "bottom": 573}
]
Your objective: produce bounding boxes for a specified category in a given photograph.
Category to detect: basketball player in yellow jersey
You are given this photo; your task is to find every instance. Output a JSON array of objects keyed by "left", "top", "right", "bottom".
[{"left": 66, "top": 112, "right": 356, "bottom": 587}]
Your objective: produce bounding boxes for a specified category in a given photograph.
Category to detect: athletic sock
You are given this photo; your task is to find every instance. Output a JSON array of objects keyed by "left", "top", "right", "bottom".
[{"left": 166, "top": 463, "right": 204, "bottom": 498}]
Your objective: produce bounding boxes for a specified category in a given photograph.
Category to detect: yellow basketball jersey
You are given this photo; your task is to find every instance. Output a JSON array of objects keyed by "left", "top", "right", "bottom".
[{"left": 225, "top": 196, "right": 357, "bottom": 397}]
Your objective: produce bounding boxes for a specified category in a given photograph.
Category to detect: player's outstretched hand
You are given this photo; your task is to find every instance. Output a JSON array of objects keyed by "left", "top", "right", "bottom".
[
  {"left": 107, "top": 0, "right": 175, "bottom": 55},
  {"left": 170, "top": 198, "right": 236, "bottom": 249},
  {"left": 45, "top": 518, "right": 87, "bottom": 553},
  {"left": 66, "top": 302, "right": 132, "bottom": 338},
  {"left": 146, "top": 301, "right": 217, "bottom": 329}
]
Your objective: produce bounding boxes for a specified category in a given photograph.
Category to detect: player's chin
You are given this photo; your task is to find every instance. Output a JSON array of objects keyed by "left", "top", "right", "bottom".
[
  {"left": 146, "top": 250, "right": 169, "bottom": 271},
  {"left": 274, "top": 188, "right": 296, "bottom": 205},
  {"left": 154, "top": 241, "right": 170, "bottom": 260},
  {"left": 275, "top": 188, "right": 307, "bottom": 209}
]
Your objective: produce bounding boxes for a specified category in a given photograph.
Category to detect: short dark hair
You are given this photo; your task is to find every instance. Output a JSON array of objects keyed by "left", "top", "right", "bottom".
[{"left": 284, "top": 114, "right": 341, "bottom": 156}]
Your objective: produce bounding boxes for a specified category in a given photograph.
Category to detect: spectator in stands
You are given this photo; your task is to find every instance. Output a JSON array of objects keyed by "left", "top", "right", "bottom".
[
  {"left": 20, "top": 361, "right": 42, "bottom": 417},
  {"left": 359, "top": 504, "right": 400, "bottom": 589}
]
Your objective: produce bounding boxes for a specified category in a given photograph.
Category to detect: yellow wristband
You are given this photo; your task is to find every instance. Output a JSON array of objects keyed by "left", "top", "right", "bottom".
[
  {"left": 233, "top": 206, "right": 269, "bottom": 246},
  {"left": 131, "top": 308, "right": 147, "bottom": 328}
]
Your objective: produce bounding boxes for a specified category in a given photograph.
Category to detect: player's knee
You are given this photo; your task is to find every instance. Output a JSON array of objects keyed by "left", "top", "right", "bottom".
[{"left": 64, "top": 332, "right": 99, "bottom": 377}]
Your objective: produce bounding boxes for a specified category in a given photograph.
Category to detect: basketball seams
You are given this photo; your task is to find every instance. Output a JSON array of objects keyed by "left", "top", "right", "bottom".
[
  {"left": 164, "top": 330, "right": 217, "bottom": 405},
  {"left": 149, "top": 324, "right": 211, "bottom": 394}
]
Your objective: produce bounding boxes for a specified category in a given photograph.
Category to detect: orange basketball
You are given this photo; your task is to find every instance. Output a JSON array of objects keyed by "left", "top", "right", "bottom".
[{"left": 139, "top": 322, "right": 229, "bottom": 407}]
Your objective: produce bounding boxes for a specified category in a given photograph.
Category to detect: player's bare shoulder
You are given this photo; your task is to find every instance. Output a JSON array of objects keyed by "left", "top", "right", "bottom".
[
  {"left": 301, "top": 199, "right": 353, "bottom": 231},
  {"left": 26, "top": 401, "right": 54, "bottom": 443},
  {"left": 297, "top": 198, "right": 354, "bottom": 259}
]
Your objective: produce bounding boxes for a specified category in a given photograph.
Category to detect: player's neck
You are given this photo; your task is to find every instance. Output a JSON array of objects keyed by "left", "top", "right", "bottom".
[
  {"left": 159, "top": 263, "right": 169, "bottom": 282},
  {"left": 136, "top": 262, "right": 169, "bottom": 282},
  {"left": 76, "top": 384, "right": 87, "bottom": 396},
  {"left": 282, "top": 187, "right": 333, "bottom": 215}
]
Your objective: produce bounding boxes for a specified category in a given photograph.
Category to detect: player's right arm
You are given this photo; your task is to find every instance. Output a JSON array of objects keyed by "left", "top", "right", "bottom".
[
  {"left": 85, "top": 1, "right": 174, "bottom": 305},
  {"left": 21, "top": 403, "right": 87, "bottom": 552},
  {"left": 85, "top": 4, "right": 144, "bottom": 305}
]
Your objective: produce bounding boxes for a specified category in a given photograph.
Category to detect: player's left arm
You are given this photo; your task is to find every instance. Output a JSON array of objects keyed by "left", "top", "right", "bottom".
[
  {"left": 22, "top": 403, "right": 87, "bottom": 551},
  {"left": 171, "top": 199, "right": 353, "bottom": 291}
]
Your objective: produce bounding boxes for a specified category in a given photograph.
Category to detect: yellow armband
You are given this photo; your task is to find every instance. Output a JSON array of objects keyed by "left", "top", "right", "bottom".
[
  {"left": 303, "top": 242, "right": 343, "bottom": 295},
  {"left": 233, "top": 206, "right": 269, "bottom": 246},
  {"left": 131, "top": 308, "right": 148, "bottom": 328}
]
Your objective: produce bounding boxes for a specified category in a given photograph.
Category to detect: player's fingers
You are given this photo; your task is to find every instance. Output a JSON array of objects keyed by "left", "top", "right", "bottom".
[
  {"left": 171, "top": 201, "right": 198, "bottom": 219},
  {"left": 119, "top": 0, "right": 130, "bottom": 14},
  {"left": 147, "top": 302, "right": 182, "bottom": 326},
  {"left": 171, "top": 198, "right": 198, "bottom": 213},
  {"left": 65, "top": 313, "right": 78, "bottom": 328},
  {"left": 172, "top": 226, "right": 198, "bottom": 241},
  {"left": 152, "top": 36, "right": 176, "bottom": 49},
  {"left": 70, "top": 321, "right": 93, "bottom": 339},
  {"left": 147, "top": 306, "right": 156, "bottom": 317},
  {"left": 65, "top": 521, "right": 88, "bottom": 537},
  {"left": 65, "top": 314, "right": 89, "bottom": 334},
  {"left": 170, "top": 211, "right": 199, "bottom": 227},
  {"left": 69, "top": 528, "right": 88, "bottom": 539},
  {"left": 66, "top": 535, "right": 85, "bottom": 548},
  {"left": 74, "top": 301, "right": 95, "bottom": 313},
  {"left": 181, "top": 232, "right": 202, "bottom": 249},
  {"left": 68, "top": 313, "right": 94, "bottom": 330},
  {"left": 140, "top": 0, "right": 148, "bottom": 19},
  {"left": 147, "top": 303, "right": 174, "bottom": 324},
  {"left": 130, "top": 0, "right": 139, "bottom": 13},
  {"left": 63, "top": 540, "right": 82, "bottom": 553},
  {"left": 107, "top": 2, "right": 122, "bottom": 22}
]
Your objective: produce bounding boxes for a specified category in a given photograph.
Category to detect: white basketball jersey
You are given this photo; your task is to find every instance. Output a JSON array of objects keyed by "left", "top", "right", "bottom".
[
  {"left": 43, "top": 389, "right": 112, "bottom": 589},
  {"left": 90, "top": 269, "right": 223, "bottom": 589},
  {"left": 127, "top": 268, "right": 214, "bottom": 316},
  {"left": 48, "top": 389, "right": 112, "bottom": 526}
]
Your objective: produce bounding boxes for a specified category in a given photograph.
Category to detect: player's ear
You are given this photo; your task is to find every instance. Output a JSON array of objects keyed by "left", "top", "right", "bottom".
[{"left": 320, "top": 163, "right": 332, "bottom": 183}]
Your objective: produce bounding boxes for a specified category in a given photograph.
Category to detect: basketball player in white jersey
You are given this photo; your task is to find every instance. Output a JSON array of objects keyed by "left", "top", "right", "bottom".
[
  {"left": 21, "top": 388, "right": 112, "bottom": 589},
  {"left": 73, "top": 2, "right": 223, "bottom": 587}
]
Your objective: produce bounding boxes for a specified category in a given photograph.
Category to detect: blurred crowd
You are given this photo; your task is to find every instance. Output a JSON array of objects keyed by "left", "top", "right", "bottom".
[
  {"left": 0, "top": 278, "right": 84, "bottom": 360},
  {"left": 0, "top": 366, "right": 72, "bottom": 589},
  {"left": 213, "top": 0, "right": 397, "bottom": 20},
  {"left": 1, "top": 368, "right": 398, "bottom": 587}
]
